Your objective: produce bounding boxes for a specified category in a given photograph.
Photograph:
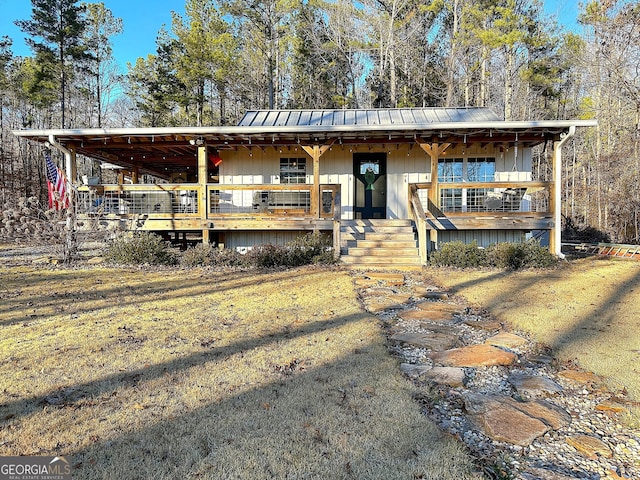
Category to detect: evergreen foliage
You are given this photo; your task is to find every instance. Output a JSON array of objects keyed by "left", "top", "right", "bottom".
[
  {"left": 429, "top": 241, "right": 488, "bottom": 269},
  {"left": 104, "top": 232, "right": 178, "bottom": 265},
  {"left": 15, "top": 0, "right": 89, "bottom": 128},
  {"left": 180, "top": 232, "right": 335, "bottom": 268},
  {"left": 429, "top": 240, "right": 558, "bottom": 270},
  {"left": 2, "top": 1, "right": 640, "bottom": 243}
]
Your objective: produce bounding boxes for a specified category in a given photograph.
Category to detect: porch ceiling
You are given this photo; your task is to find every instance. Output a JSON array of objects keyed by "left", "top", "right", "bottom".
[{"left": 12, "top": 117, "right": 596, "bottom": 179}]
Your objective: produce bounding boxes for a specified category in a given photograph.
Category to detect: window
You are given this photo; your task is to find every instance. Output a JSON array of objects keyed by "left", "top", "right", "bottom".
[
  {"left": 438, "top": 158, "right": 463, "bottom": 183},
  {"left": 280, "top": 158, "right": 306, "bottom": 184},
  {"left": 359, "top": 162, "right": 380, "bottom": 175},
  {"left": 438, "top": 157, "right": 496, "bottom": 212},
  {"left": 467, "top": 158, "right": 495, "bottom": 182}
]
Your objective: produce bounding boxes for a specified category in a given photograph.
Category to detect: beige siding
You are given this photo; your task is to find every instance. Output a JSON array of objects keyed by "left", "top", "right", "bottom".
[
  {"left": 387, "top": 145, "right": 430, "bottom": 219},
  {"left": 318, "top": 148, "right": 354, "bottom": 220},
  {"left": 217, "top": 143, "right": 533, "bottom": 221}
]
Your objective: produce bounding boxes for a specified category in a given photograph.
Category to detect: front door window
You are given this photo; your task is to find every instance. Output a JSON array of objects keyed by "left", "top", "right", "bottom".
[{"left": 354, "top": 153, "right": 386, "bottom": 219}]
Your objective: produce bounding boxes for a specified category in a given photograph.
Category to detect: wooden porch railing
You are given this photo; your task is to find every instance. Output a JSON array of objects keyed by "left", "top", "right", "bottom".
[
  {"left": 410, "top": 181, "right": 553, "bottom": 216},
  {"left": 408, "top": 184, "right": 428, "bottom": 264},
  {"left": 206, "top": 184, "right": 340, "bottom": 219},
  {"left": 77, "top": 183, "right": 341, "bottom": 221},
  {"left": 77, "top": 184, "right": 201, "bottom": 217},
  {"left": 409, "top": 181, "right": 555, "bottom": 257}
]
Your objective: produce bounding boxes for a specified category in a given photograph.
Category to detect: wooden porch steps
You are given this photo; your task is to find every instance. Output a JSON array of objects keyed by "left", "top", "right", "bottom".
[{"left": 339, "top": 219, "right": 422, "bottom": 270}]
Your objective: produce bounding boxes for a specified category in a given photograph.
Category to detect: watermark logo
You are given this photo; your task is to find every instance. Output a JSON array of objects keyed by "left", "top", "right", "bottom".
[{"left": 0, "top": 456, "right": 72, "bottom": 480}]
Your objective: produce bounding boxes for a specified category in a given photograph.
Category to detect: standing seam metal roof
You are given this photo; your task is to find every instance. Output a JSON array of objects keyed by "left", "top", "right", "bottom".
[{"left": 237, "top": 108, "right": 503, "bottom": 128}]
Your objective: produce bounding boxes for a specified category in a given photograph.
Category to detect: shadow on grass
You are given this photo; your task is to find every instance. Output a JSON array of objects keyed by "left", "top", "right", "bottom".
[
  {"left": 0, "top": 266, "right": 480, "bottom": 480},
  {"left": 0, "top": 282, "right": 355, "bottom": 420},
  {"left": 66, "top": 337, "right": 478, "bottom": 479},
  {"left": 430, "top": 260, "right": 640, "bottom": 393},
  {"left": 0, "top": 267, "right": 320, "bottom": 326}
]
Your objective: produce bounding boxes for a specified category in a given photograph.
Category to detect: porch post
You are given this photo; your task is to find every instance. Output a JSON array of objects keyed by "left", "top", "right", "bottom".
[
  {"left": 67, "top": 146, "right": 77, "bottom": 184},
  {"left": 312, "top": 146, "right": 320, "bottom": 218},
  {"left": 417, "top": 140, "right": 450, "bottom": 251},
  {"left": 302, "top": 141, "right": 334, "bottom": 218},
  {"left": 427, "top": 144, "right": 439, "bottom": 251},
  {"left": 198, "top": 145, "right": 209, "bottom": 244}
]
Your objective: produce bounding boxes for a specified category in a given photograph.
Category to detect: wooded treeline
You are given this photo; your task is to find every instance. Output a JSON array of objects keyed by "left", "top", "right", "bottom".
[{"left": 1, "top": 0, "right": 640, "bottom": 243}]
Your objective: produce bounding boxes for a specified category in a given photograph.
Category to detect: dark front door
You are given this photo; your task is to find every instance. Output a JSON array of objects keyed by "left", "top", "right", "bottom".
[{"left": 354, "top": 153, "right": 386, "bottom": 219}]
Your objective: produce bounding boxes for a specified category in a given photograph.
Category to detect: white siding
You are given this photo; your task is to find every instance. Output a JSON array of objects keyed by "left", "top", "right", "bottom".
[
  {"left": 387, "top": 145, "right": 430, "bottom": 219},
  {"left": 318, "top": 147, "right": 354, "bottom": 220}
]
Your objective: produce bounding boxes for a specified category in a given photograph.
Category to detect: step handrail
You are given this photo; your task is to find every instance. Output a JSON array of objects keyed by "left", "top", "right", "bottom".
[{"left": 409, "top": 185, "right": 428, "bottom": 264}]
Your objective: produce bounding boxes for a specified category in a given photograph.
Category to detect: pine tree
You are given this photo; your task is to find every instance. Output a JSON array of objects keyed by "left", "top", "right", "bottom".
[
  {"left": 221, "top": 0, "right": 299, "bottom": 109},
  {"left": 82, "top": 2, "right": 123, "bottom": 127},
  {"left": 171, "top": 0, "right": 238, "bottom": 125},
  {"left": 16, "top": 0, "right": 88, "bottom": 128}
]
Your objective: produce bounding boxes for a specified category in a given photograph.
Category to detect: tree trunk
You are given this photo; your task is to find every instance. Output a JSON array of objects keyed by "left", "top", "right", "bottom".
[
  {"left": 445, "top": 0, "right": 459, "bottom": 107},
  {"left": 504, "top": 48, "right": 514, "bottom": 120}
]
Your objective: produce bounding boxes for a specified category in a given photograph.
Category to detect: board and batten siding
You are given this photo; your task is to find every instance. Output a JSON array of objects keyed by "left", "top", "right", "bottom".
[
  {"left": 217, "top": 144, "right": 533, "bottom": 221},
  {"left": 438, "top": 230, "right": 526, "bottom": 247},
  {"left": 317, "top": 148, "right": 354, "bottom": 220},
  {"left": 387, "top": 146, "right": 431, "bottom": 219},
  {"left": 224, "top": 231, "right": 305, "bottom": 252}
]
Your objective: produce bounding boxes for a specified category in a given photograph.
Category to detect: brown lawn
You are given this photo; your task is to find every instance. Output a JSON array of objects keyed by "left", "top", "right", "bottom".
[
  {"left": 429, "top": 256, "right": 640, "bottom": 418},
  {"left": 0, "top": 262, "right": 480, "bottom": 480}
]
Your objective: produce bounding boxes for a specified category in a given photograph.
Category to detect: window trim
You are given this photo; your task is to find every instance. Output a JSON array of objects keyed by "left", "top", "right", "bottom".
[{"left": 279, "top": 157, "right": 307, "bottom": 184}]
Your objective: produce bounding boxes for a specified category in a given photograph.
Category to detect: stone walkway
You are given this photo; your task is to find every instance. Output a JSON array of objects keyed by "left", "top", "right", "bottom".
[{"left": 353, "top": 271, "right": 640, "bottom": 480}]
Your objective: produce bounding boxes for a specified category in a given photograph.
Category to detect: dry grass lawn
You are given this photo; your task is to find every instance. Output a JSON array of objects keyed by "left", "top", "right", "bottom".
[
  {"left": 429, "top": 256, "right": 640, "bottom": 408},
  {"left": 0, "top": 262, "right": 480, "bottom": 480}
]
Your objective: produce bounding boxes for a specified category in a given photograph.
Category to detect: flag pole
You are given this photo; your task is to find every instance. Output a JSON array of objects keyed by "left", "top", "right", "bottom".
[{"left": 47, "top": 135, "right": 77, "bottom": 263}]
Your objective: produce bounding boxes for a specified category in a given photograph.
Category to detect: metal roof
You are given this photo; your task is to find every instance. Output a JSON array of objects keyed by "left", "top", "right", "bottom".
[
  {"left": 238, "top": 108, "right": 503, "bottom": 127},
  {"left": 11, "top": 108, "right": 596, "bottom": 179}
]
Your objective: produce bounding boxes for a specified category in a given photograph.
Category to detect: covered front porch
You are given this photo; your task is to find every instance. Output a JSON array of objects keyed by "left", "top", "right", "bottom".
[
  {"left": 12, "top": 108, "right": 596, "bottom": 263},
  {"left": 76, "top": 181, "right": 341, "bottom": 249}
]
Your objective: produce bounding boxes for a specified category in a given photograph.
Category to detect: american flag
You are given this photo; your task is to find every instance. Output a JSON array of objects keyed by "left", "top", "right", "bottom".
[{"left": 45, "top": 153, "right": 69, "bottom": 210}]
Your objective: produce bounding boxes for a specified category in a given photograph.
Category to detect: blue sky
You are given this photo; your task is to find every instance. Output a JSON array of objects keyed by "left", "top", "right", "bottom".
[
  {"left": 1, "top": 0, "right": 581, "bottom": 73},
  {"left": 0, "top": 0, "right": 186, "bottom": 70}
]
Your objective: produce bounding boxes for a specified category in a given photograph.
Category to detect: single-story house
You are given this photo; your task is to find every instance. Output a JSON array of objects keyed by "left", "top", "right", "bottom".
[{"left": 12, "top": 108, "right": 596, "bottom": 268}]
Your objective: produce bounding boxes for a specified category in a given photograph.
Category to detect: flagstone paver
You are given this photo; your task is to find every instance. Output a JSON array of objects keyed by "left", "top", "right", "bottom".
[
  {"left": 390, "top": 331, "right": 460, "bottom": 351},
  {"left": 399, "top": 363, "right": 432, "bottom": 379},
  {"left": 353, "top": 271, "right": 640, "bottom": 480},
  {"left": 463, "top": 393, "right": 554, "bottom": 446},
  {"left": 566, "top": 434, "right": 613, "bottom": 459},
  {"left": 422, "top": 366, "right": 466, "bottom": 387},
  {"left": 508, "top": 373, "right": 564, "bottom": 398},
  {"left": 595, "top": 399, "right": 628, "bottom": 413},
  {"left": 430, "top": 344, "right": 518, "bottom": 367},
  {"left": 485, "top": 331, "right": 529, "bottom": 349},
  {"left": 557, "top": 369, "right": 603, "bottom": 386},
  {"left": 463, "top": 318, "right": 503, "bottom": 331}
]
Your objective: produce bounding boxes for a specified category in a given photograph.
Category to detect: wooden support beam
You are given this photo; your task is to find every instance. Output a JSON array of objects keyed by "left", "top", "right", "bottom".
[
  {"left": 68, "top": 146, "right": 77, "bottom": 184},
  {"left": 550, "top": 139, "right": 561, "bottom": 255},
  {"left": 415, "top": 139, "right": 450, "bottom": 250},
  {"left": 197, "top": 145, "right": 210, "bottom": 243},
  {"left": 301, "top": 140, "right": 335, "bottom": 218},
  {"left": 426, "top": 215, "right": 554, "bottom": 231}
]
